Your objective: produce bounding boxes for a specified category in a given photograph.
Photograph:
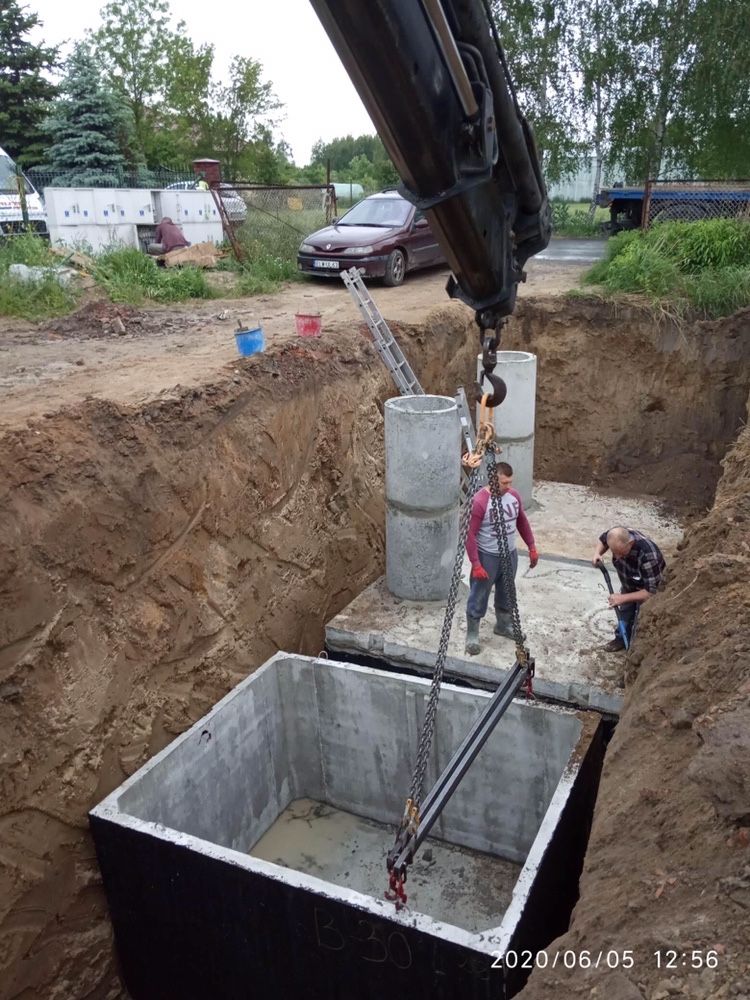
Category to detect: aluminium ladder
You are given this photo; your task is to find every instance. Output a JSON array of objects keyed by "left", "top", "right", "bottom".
[
  {"left": 341, "top": 266, "right": 476, "bottom": 498},
  {"left": 341, "top": 267, "right": 424, "bottom": 396}
]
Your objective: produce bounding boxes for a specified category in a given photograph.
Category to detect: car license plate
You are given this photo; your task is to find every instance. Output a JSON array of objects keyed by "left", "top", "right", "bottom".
[{"left": 313, "top": 259, "right": 339, "bottom": 269}]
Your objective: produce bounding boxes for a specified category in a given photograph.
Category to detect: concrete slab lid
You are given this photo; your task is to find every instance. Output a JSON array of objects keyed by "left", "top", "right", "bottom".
[
  {"left": 90, "top": 653, "right": 596, "bottom": 957},
  {"left": 326, "top": 481, "right": 684, "bottom": 715},
  {"left": 326, "top": 572, "right": 626, "bottom": 714}
]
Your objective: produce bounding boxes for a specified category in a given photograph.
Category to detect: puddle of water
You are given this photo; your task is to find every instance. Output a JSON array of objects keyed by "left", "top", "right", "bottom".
[{"left": 250, "top": 797, "right": 521, "bottom": 932}]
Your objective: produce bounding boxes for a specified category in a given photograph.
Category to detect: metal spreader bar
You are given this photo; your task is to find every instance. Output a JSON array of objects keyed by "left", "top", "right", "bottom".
[
  {"left": 388, "top": 660, "right": 529, "bottom": 879},
  {"left": 341, "top": 266, "right": 424, "bottom": 396}
]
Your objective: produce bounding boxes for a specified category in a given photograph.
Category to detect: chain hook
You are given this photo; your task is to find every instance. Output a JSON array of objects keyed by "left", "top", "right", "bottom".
[
  {"left": 475, "top": 324, "right": 507, "bottom": 407},
  {"left": 384, "top": 869, "right": 408, "bottom": 910}
]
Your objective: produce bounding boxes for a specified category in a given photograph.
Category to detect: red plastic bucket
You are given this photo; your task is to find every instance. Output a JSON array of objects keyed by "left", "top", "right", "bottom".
[{"left": 294, "top": 312, "right": 322, "bottom": 337}]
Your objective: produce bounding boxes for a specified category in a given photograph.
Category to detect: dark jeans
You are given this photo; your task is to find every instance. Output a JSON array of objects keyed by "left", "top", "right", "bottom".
[
  {"left": 617, "top": 593, "right": 640, "bottom": 642},
  {"left": 467, "top": 548, "right": 519, "bottom": 620}
]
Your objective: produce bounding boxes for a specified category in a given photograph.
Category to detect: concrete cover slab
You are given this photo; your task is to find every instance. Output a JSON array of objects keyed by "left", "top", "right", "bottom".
[{"left": 326, "top": 482, "right": 683, "bottom": 714}]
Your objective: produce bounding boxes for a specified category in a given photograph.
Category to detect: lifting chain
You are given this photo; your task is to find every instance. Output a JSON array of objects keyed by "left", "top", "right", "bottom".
[
  {"left": 386, "top": 462, "right": 481, "bottom": 908},
  {"left": 386, "top": 399, "right": 534, "bottom": 906},
  {"left": 405, "top": 463, "right": 482, "bottom": 812}
]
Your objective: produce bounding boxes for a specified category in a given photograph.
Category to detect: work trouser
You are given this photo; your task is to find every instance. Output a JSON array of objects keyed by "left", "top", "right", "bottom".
[
  {"left": 466, "top": 548, "right": 518, "bottom": 620},
  {"left": 617, "top": 589, "right": 641, "bottom": 643}
]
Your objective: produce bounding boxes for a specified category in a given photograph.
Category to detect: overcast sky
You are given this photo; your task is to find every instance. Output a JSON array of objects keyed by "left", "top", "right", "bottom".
[{"left": 29, "top": 0, "right": 375, "bottom": 165}]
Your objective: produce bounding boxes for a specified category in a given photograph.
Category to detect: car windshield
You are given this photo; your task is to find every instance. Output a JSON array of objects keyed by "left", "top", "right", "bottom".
[
  {"left": 0, "top": 156, "right": 31, "bottom": 194},
  {"left": 338, "top": 198, "right": 411, "bottom": 227}
]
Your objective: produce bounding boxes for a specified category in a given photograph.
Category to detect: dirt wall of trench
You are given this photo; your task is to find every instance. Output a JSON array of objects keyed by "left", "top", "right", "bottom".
[
  {"left": 503, "top": 299, "right": 750, "bottom": 998},
  {"left": 521, "top": 399, "right": 750, "bottom": 1000},
  {"left": 505, "top": 299, "right": 750, "bottom": 513},
  {"left": 0, "top": 313, "right": 477, "bottom": 1000}
]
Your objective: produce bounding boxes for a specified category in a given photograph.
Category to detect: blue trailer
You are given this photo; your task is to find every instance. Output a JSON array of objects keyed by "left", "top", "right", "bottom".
[{"left": 597, "top": 180, "right": 750, "bottom": 232}]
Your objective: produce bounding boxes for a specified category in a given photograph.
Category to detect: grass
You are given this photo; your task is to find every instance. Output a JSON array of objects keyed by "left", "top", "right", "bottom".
[
  {"left": 229, "top": 233, "right": 303, "bottom": 295},
  {"left": 92, "top": 248, "right": 214, "bottom": 305},
  {"left": 0, "top": 233, "right": 79, "bottom": 320},
  {"left": 551, "top": 201, "right": 607, "bottom": 238},
  {"left": 582, "top": 219, "right": 750, "bottom": 319}
]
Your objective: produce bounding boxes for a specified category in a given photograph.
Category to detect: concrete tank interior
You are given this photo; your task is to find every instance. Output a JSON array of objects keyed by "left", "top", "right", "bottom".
[{"left": 90, "top": 653, "right": 603, "bottom": 1000}]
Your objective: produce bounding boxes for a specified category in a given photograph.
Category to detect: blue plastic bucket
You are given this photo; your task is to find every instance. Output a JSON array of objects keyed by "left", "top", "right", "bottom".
[{"left": 234, "top": 326, "right": 265, "bottom": 357}]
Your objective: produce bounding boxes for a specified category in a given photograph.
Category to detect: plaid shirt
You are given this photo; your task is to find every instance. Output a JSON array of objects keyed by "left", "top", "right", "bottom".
[{"left": 599, "top": 528, "right": 666, "bottom": 594}]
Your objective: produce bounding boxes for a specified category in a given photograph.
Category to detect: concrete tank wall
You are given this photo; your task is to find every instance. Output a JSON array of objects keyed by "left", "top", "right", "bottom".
[
  {"left": 91, "top": 653, "right": 602, "bottom": 1000},
  {"left": 476, "top": 351, "right": 537, "bottom": 505},
  {"left": 384, "top": 395, "right": 461, "bottom": 601}
]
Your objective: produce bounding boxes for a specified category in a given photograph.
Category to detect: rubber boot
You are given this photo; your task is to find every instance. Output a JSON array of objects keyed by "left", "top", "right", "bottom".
[
  {"left": 494, "top": 611, "right": 515, "bottom": 639},
  {"left": 465, "top": 616, "right": 481, "bottom": 656}
]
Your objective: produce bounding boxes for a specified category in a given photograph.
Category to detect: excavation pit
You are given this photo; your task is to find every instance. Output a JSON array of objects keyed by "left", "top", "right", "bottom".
[{"left": 91, "top": 653, "right": 603, "bottom": 999}]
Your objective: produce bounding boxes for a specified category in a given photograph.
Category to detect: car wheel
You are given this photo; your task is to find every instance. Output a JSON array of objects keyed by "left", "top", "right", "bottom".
[{"left": 384, "top": 248, "right": 406, "bottom": 286}]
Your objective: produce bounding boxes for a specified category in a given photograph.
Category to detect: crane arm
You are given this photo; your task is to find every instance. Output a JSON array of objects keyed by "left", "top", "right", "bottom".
[{"left": 309, "top": 0, "right": 551, "bottom": 333}]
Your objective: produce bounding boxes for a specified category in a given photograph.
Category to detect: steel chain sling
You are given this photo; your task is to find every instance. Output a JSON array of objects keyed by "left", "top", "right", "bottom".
[
  {"left": 406, "top": 464, "right": 482, "bottom": 809},
  {"left": 386, "top": 409, "right": 532, "bottom": 908}
]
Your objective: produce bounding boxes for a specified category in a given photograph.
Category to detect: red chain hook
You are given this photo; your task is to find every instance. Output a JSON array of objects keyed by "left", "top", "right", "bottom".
[{"left": 385, "top": 870, "right": 408, "bottom": 911}]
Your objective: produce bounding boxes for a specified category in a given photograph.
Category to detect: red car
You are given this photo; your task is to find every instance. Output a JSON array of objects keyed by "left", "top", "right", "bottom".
[{"left": 297, "top": 190, "right": 446, "bottom": 286}]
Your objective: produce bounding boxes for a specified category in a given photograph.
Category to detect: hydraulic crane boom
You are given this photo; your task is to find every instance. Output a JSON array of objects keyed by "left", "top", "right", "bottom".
[{"left": 309, "top": 0, "right": 551, "bottom": 334}]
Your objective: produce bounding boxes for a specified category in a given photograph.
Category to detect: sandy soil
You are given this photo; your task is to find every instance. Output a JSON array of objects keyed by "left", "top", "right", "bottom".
[
  {"left": 0, "top": 257, "right": 580, "bottom": 431},
  {"left": 0, "top": 310, "right": 480, "bottom": 1000},
  {"left": 505, "top": 299, "right": 750, "bottom": 516},
  {"left": 522, "top": 420, "right": 750, "bottom": 1000}
]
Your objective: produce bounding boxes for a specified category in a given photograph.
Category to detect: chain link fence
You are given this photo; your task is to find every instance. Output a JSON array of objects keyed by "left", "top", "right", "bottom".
[
  {"left": 643, "top": 179, "right": 750, "bottom": 228},
  {"left": 211, "top": 183, "right": 337, "bottom": 263}
]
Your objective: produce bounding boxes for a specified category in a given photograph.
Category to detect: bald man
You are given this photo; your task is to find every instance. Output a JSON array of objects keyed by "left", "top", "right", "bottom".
[{"left": 592, "top": 526, "right": 666, "bottom": 651}]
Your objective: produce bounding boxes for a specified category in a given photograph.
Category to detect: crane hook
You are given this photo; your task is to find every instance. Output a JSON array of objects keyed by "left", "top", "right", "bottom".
[{"left": 476, "top": 330, "right": 506, "bottom": 406}]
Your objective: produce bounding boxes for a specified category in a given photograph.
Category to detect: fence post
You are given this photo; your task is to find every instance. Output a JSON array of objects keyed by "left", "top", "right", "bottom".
[
  {"left": 642, "top": 179, "right": 653, "bottom": 231},
  {"left": 15, "top": 165, "right": 29, "bottom": 228}
]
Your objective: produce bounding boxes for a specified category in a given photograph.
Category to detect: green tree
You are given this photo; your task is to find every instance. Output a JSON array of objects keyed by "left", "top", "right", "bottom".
[
  {"left": 205, "top": 55, "right": 281, "bottom": 178},
  {"left": 149, "top": 35, "right": 214, "bottom": 165},
  {"left": 91, "top": 0, "right": 170, "bottom": 157},
  {"left": 0, "top": 0, "right": 58, "bottom": 165},
  {"left": 491, "top": 0, "right": 582, "bottom": 182},
  {"left": 91, "top": 0, "right": 213, "bottom": 164},
  {"left": 310, "top": 134, "right": 380, "bottom": 171},
  {"left": 339, "top": 153, "right": 377, "bottom": 192},
  {"left": 234, "top": 127, "right": 292, "bottom": 183},
  {"left": 574, "top": 0, "right": 626, "bottom": 210},
  {"left": 43, "top": 45, "right": 130, "bottom": 185},
  {"left": 308, "top": 134, "right": 398, "bottom": 190},
  {"left": 603, "top": 0, "right": 695, "bottom": 180},
  {"left": 666, "top": 0, "right": 750, "bottom": 177}
]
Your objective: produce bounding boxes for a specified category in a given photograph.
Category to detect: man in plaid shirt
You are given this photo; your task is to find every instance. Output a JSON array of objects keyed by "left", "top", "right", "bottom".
[{"left": 592, "top": 526, "right": 666, "bottom": 651}]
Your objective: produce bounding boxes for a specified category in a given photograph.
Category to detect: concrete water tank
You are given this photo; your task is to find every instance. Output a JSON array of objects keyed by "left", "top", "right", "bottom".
[
  {"left": 384, "top": 395, "right": 461, "bottom": 601},
  {"left": 90, "top": 653, "right": 603, "bottom": 1000},
  {"left": 476, "top": 351, "right": 537, "bottom": 506}
]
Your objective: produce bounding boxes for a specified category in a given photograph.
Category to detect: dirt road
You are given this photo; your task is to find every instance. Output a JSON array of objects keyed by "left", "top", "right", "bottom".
[{"left": 0, "top": 257, "right": 584, "bottom": 429}]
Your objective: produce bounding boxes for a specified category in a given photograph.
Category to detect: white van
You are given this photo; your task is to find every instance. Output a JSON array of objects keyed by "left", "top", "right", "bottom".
[{"left": 0, "top": 146, "right": 48, "bottom": 235}]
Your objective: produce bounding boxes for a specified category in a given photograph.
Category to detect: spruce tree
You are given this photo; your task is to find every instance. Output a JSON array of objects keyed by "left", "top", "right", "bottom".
[
  {"left": 0, "top": 0, "right": 58, "bottom": 165},
  {"left": 44, "top": 46, "right": 129, "bottom": 186}
]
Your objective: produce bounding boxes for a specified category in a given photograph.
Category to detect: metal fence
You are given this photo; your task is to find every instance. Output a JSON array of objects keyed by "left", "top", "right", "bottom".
[
  {"left": 25, "top": 165, "right": 197, "bottom": 193},
  {"left": 211, "top": 183, "right": 337, "bottom": 262},
  {"left": 643, "top": 179, "right": 750, "bottom": 228}
]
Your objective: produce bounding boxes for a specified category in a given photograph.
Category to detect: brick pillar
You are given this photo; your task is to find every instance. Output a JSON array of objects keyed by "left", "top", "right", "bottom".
[{"left": 193, "top": 159, "right": 222, "bottom": 185}]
